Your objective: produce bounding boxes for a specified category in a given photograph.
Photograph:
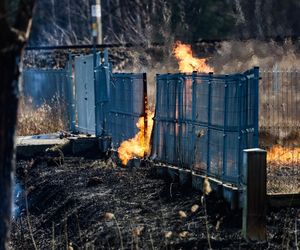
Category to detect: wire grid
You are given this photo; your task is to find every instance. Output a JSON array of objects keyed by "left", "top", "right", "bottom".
[
  {"left": 151, "top": 69, "right": 259, "bottom": 185},
  {"left": 108, "top": 73, "right": 145, "bottom": 148},
  {"left": 260, "top": 69, "right": 300, "bottom": 136},
  {"left": 22, "top": 68, "right": 74, "bottom": 130},
  {"left": 260, "top": 69, "right": 300, "bottom": 193},
  {"left": 22, "top": 69, "right": 70, "bottom": 106}
]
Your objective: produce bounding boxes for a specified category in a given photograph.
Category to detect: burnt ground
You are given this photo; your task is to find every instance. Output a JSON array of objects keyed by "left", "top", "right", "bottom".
[
  {"left": 11, "top": 156, "right": 300, "bottom": 250},
  {"left": 267, "top": 164, "right": 300, "bottom": 194}
]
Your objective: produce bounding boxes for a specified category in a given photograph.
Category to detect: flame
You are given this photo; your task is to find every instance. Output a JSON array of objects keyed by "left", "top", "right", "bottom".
[
  {"left": 118, "top": 112, "right": 154, "bottom": 165},
  {"left": 267, "top": 145, "right": 300, "bottom": 165},
  {"left": 173, "top": 41, "right": 213, "bottom": 73}
]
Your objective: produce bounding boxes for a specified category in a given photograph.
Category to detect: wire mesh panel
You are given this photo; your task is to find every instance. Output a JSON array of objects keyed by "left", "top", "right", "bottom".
[
  {"left": 22, "top": 67, "right": 74, "bottom": 130},
  {"left": 260, "top": 69, "right": 300, "bottom": 139},
  {"left": 22, "top": 69, "right": 70, "bottom": 106},
  {"left": 151, "top": 68, "right": 259, "bottom": 185},
  {"left": 259, "top": 69, "right": 300, "bottom": 193},
  {"left": 106, "top": 73, "right": 146, "bottom": 148}
]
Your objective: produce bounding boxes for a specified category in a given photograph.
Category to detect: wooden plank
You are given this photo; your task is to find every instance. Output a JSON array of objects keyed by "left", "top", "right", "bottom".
[{"left": 242, "top": 148, "right": 267, "bottom": 241}]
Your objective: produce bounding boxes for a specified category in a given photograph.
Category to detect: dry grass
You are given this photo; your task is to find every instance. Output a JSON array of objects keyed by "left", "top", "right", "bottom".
[{"left": 17, "top": 97, "right": 67, "bottom": 136}]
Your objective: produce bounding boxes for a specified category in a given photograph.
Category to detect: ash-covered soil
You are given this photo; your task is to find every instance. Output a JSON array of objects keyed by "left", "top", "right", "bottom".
[
  {"left": 11, "top": 157, "right": 300, "bottom": 250},
  {"left": 267, "top": 164, "right": 300, "bottom": 194}
]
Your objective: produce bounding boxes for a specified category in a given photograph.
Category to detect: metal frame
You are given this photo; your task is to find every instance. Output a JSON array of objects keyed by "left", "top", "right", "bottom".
[
  {"left": 151, "top": 68, "right": 259, "bottom": 186},
  {"left": 22, "top": 66, "right": 75, "bottom": 131}
]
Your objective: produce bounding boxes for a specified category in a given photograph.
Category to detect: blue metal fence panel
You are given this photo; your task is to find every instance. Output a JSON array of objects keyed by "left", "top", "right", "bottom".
[
  {"left": 65, "top": 57, "right": 76, "bottom": 131},
  {"left": 22, "top": 68, "right": 69, "bottom": 106},
  {"left": 94, "top": 60, "right": 146, "bottom": 148},
  {"left": 94, "top": 62, "right": 110, "bottom": 137},
  {"left": 22, "top": 67, "right": 74, "bottom": 130},
  {"left": 151, "top": 68, "right": 259, "bottom": 185},
  {"left": 107, "top": 73, "right": 146, "bottom": 148},
  {"left": 22, "top": 51, "right": 146, "bottom": 141},
  {"left": 74, "top": 54, "right": 94, "bottom": 134},
  {"left": 74, "top": 53, "right": 100, "bottom": 134}
]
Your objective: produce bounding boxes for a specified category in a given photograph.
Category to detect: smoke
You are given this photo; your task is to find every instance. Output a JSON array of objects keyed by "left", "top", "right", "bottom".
[
  {"left": 111, "top": 39, "right": 300, "bottom": 109},
  {"left": 12, "top": 183, "right": 23, "bottom": 218},
  {"left": 112, "top": 46, "right": 178, "bottom": 110},
  {"left": 210, "top": 39, "right": 300, "bottom": 73}
]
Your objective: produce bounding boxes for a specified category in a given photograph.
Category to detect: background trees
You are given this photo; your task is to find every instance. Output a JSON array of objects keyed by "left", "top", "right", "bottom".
[{"left": 27, "top": 0, "right": 300, "bottom": 46}]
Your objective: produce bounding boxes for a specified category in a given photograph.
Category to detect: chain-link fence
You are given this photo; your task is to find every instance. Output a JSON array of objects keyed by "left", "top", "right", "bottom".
[{"left": 260, "top": 69, "right": 300, "bottom": 193}]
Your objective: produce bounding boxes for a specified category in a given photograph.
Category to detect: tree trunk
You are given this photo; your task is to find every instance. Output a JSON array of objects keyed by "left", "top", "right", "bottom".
[
  {"left": 0, "top": 49, "right": 19, "bottom": 250},
  {"left": 0, "top": 1, "right": 36, "bottom": 249}
]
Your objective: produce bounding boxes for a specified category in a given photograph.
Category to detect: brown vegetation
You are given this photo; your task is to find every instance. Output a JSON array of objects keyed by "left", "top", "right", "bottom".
[
  {"left": 11, "top": 157, "right": 299, "bottom": 249},
  {"left": 17, "top": 97, "right": 67, "bottom": 136}
]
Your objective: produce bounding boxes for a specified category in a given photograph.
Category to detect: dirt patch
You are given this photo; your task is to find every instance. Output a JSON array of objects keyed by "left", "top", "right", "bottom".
[{"left": 11, "top": 157, "right": 300, "bottom": 249}]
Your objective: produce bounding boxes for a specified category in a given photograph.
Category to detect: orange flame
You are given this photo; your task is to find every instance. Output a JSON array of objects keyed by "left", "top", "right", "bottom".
[
  {"left": 118, "top": 112, "right": 154, "bottom": 165},
  {"left": 173, "top": 41, "right": 213, "bottom": 73},
  {"left": 267, "top": 145, "right": 300, "bottom": 166}
]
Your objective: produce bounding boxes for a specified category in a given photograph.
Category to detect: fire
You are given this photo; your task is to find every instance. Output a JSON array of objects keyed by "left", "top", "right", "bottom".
[
  {"left": 173, "top": 41, "right": 213, "bottom": 73},
  {"left": 118, "top": 112, "right": 154, "bottom": 165},
  {"left": 267, "top": 145, "right": 300, "bottom": 165}
]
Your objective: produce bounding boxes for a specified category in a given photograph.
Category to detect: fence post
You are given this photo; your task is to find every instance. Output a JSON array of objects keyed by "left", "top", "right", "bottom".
[
  {"left": 142, "top": 73, "right": 148, "bottom": 158},
  {"left": 191, "top": 72, "right": 196, "bottom": 169},
  {"left": 207, "top": 72, "right": 213, "bottom": 176},
  {"left": 222, "top": 75, "right": 228, "bottom": 182},
  {"left": 242, "top": 148, "right": 267, "bottom": 241},
  {"left": 66, "top": 53, "right": 76, "bottom": 132},
  {"left": 253, "top": 67, "right": 259, "bottom": 147}
]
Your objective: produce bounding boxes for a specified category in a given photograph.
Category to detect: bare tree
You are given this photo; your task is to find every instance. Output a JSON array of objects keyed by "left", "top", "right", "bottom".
[
  {"left": 31, "top": 0, "right": 91, "bottom": 45},
  {"left": 0, "top": 1, "right": 36, "bottom": 249}
]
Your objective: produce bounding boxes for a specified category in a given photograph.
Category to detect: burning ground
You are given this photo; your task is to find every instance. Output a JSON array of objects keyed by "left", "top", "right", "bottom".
[
  {"left": 11, "top": 156, "right": 300, "bottom": 249},
  {"left": 15, "top": 40, "right": 300, "bottom": 249},
  {"left": 267, "top": 145, "right": 300, "bottom": 194}
]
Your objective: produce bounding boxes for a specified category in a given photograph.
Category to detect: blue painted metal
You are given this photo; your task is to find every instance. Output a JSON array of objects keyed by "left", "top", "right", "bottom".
[
  {"left": 22, "top": 66, "right": 75, "bottom": 131},
  {"left": 237, "top": 76, "right": 243, "bottom": 184},
  {"left": 222, "top": 76, "right": 228, "bottom": 181},
  {"left": 107, "top": 73, "right": 146, "bottom": 148},
  {"left": 95, "top": 55, "right": 146, "bottom": 147},
  {"left": 191, "top": 72, "right": 197, "bottom": 171},
  {"left": 207, "top": 73, "right": 213, "bottom": 177},
  {"left": 65, "top": 53, "right": 76, "bottom": 131},
  {"left": 94, "top": 50, "right": 110, "bottom": 137},
  {"left": 74, "top": 53, "right": 100, "bottom": 134},
  {"left": 74, "top": 54, "right": 94, "bottom": 134},
  {"left": 22, "top": 68, "right": 69, "bottom": 106},
  {"left": 253, "top": 67, "right": 260, "bottom": 147},
  {"left": 151, "top": 68, "right": 259, "bottom": 186},
  {"left": 22, "top": 50, "right": 146, "bottom": 143}
]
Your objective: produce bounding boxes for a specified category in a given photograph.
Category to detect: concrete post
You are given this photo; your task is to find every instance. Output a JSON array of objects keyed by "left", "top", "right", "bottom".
[{"left": 242, "top": 148, "right": 267, "bottom": 241}]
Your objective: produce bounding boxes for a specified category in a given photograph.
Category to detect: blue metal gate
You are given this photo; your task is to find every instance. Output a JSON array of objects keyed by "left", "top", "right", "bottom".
[
  {"left": 74, "top": 54, "right": 99, "bottom": 134},
  {"left": 151, "top": 68, "right": 259, "bottom": 185}
]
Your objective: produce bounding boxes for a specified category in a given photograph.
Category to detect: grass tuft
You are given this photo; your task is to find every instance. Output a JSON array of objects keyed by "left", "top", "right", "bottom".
[{"left": 17, "top": 97, "right": 67, "bottom": 136}]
